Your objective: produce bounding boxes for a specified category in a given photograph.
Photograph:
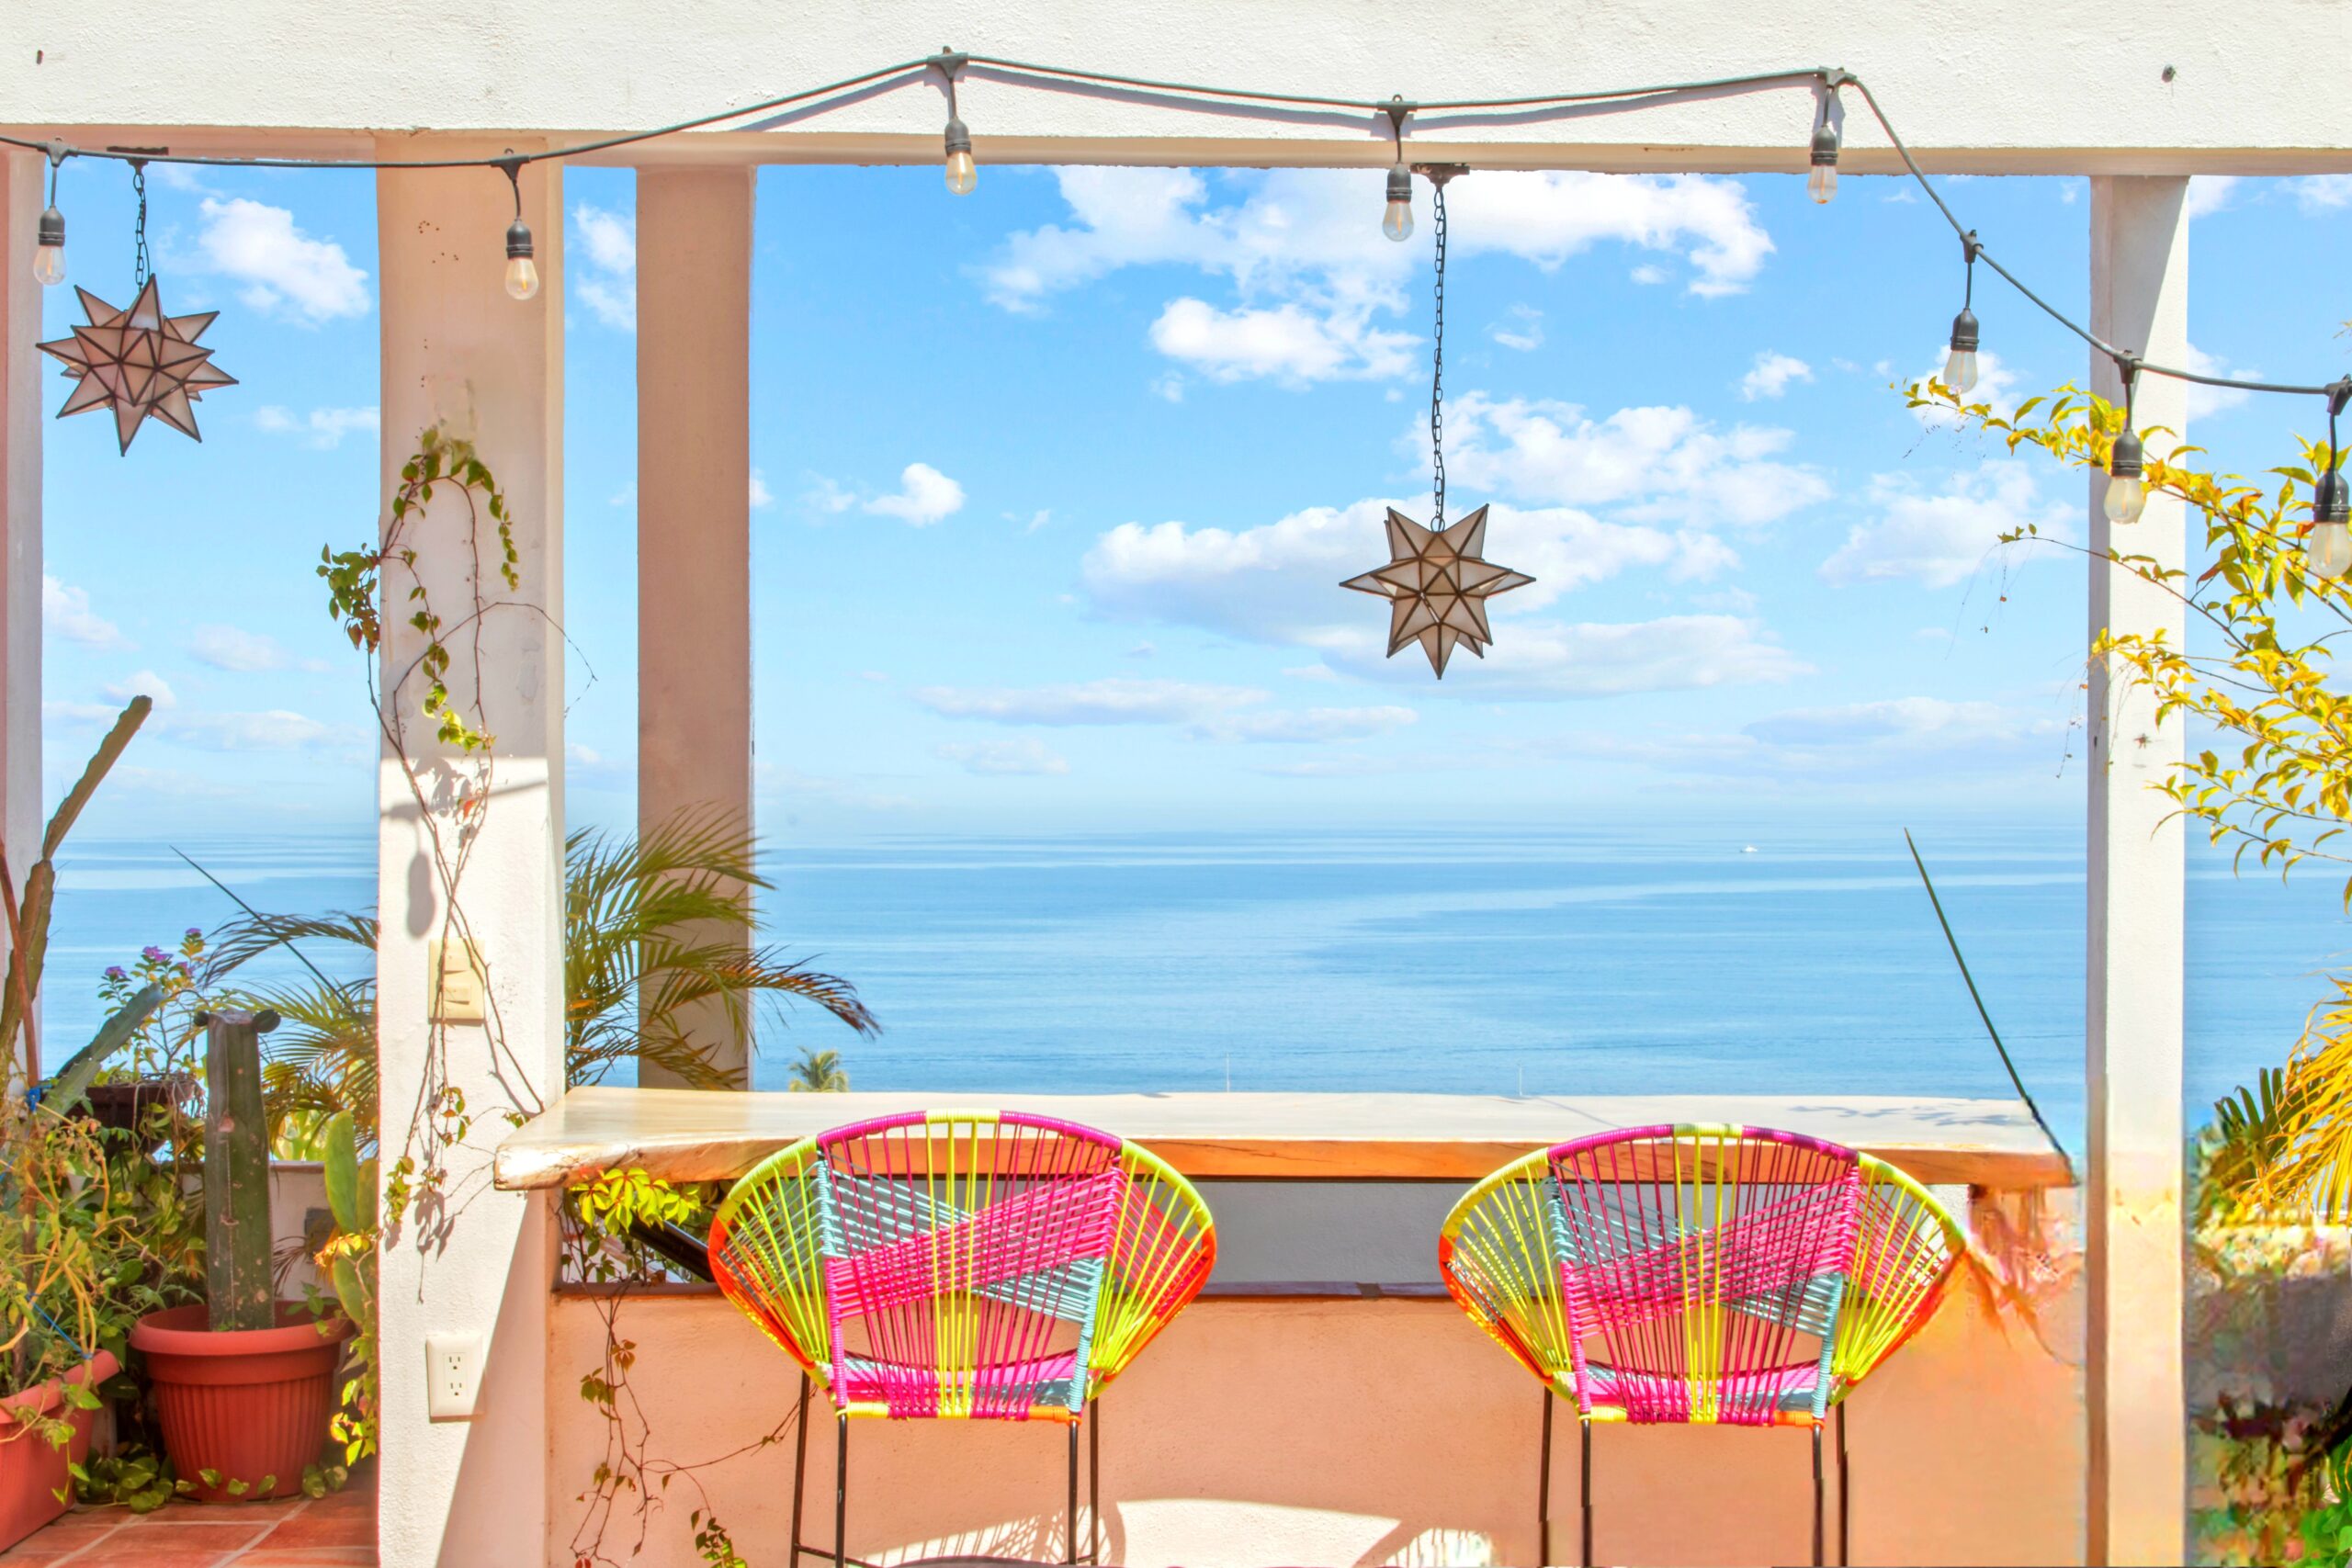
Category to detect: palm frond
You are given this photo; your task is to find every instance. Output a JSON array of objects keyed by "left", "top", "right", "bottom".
[
  {"left": 205, "top": 910, "right": 379, "bottom": 981},
  {"left": 2255, "top": 979, "right": 2352, "bottom": 1219}
]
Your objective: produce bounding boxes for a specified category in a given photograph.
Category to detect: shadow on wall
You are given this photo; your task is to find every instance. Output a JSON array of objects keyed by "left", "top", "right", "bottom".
[{"left": 547, "top": 1282, "right": 2085, "bottom": 1567}]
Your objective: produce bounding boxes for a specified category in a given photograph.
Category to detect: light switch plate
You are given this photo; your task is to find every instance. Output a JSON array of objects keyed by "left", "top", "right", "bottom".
[
  {"left": 424, "top": 1331, "right": 485, "bottom": 1420},
  {"left": 429, "top": 938, "right": 487, "bottom": 1024}
]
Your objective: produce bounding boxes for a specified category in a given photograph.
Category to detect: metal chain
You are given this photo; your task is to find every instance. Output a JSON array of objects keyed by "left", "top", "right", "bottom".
[
  {"left": 1430, "top": 177, "right": 1447, "bottom": 531},
  {"left": 130, "top": 161, "right": 149, "bottom": 288}
]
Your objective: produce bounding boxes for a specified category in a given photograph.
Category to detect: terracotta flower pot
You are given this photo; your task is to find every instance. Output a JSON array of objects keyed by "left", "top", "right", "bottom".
[
  {"left": 0, "top": 1350, "right": 119, "bottom": 1551},
  {"left": 130, "top": 1303, "right": 351, "bottom": 1503}
]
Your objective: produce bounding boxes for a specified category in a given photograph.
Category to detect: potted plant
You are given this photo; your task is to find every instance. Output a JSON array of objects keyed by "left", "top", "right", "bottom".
[
  {"left": 0, "top": 698, "right": 193, "bottom": 1547},
  {"left": 130, "top": 1009, "right": 351, "bottom": 1503}
]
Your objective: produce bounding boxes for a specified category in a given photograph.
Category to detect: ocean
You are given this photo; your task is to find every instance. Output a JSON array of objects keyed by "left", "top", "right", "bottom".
[{"left": 39, "top": 821, "right": 2349, "bottom": 1155}]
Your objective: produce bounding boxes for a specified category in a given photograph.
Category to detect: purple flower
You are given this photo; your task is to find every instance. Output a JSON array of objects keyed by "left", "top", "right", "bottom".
[
  {"left": 141, "top": 945, "right": 167, "bottom": 964},
  {"left": 103, "top": 965, "right": 127, "bottom": 983},
  {"left": 184, "top": 927, "right": 203, "bottom": 942}
]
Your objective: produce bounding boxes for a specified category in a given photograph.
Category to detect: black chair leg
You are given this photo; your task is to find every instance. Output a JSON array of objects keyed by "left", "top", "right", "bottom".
[
  {"left": 1837, "top": 1402, "right": 1850, "bottom": 1566},
  {"left": 790, "top": 1372, "right": 811, "bottom": 1566},
  {"left": 1579, "top": 1417, "right": 1592, "bottom": 1568},
  {"left": 1810, "top": 1424, "right": 1825, "bottom": 1567},
  {"left": 834, "top": 1417, "right": 849, "bottom": 1568},
  {"left": 1089, "top": 1398, "right": 1102, "bottom": 1565},
  {"left": 1536, "top": 1388, "right": 1553, "bottom": 1565},
  {"left": 1066, "top": 1419, "right": 1079, "bottom": 1565}
]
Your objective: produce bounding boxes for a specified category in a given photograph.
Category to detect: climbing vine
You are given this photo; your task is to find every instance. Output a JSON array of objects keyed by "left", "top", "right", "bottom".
[
  {"left": 565, "top": 1169, "right": 782, "bottom": 1568},
  {"left": 320, "top": 424, "right": 545, "bottom": 1230}
]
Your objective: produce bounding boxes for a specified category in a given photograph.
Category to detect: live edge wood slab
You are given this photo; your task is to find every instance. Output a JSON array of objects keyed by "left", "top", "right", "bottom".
[{"left": 493, "top": 1086, "right": 2071, "bottom": 1190}]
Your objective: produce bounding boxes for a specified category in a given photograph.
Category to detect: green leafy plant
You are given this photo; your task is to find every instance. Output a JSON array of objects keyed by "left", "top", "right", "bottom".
[{"left": 784, "top": 1047, "right": 847, "bottom": 1092}]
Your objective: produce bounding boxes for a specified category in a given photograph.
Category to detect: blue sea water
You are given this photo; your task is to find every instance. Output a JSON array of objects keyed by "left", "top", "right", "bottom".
[{"left": 38, "top": 821, "right": 2350, "bottom": 1156}]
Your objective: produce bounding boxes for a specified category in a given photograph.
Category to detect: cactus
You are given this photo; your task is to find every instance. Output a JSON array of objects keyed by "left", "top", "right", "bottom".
[
  {"left": 199, "top": 1008, "right": 278, "bottom": 1333},
  {"left": 317, "top": 1111, "right": 377, "bottom": 1461}
]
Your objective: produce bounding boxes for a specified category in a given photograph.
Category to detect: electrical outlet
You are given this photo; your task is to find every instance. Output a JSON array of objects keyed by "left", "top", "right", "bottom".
[
  {"left": 429, "top": 938, "right": 487, "bottom": 1024},
  {"left": 424, "top": 1331, "right": 485, "bottom": 1420}
]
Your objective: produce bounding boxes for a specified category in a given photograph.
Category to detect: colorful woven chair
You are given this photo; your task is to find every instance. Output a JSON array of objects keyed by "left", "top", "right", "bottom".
[
  {"left": 1438, "top": 1124, "right": 1969, "bottom": 1566},
  {"left": 708, "top": 1110, "right": 1216, "bottom": 1566}
]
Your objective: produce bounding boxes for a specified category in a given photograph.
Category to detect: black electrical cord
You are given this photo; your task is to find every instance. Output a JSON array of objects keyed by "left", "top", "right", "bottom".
[{"left": 5, "top": 49, "right": 2340, "bottom": 401}]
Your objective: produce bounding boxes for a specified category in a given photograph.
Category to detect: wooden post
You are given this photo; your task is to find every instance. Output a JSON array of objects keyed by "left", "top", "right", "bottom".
[{"left": 200, "top": 1008, "right": 278, "bottom": 1332}]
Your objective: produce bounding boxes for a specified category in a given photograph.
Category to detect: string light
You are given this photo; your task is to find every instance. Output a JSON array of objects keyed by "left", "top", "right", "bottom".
[
  {"left": 1381, "top": 97, "right": 1414, "bottom": 241},
  {"left": 937, "top": 51, "right": 977, "bottom": 195},
  {"left": 496, "top": 156, "right": 538, "bottom": 301},
  {"left": 1943, "top": 231, "right": 1981, "bottom": 395},
  {"left": 0, "top": 52, "right": 2344, "bottom": 422},
  {"left": 2104, "top": 359, "right": 2147, "bottom": 525},
  {"left": 32, "top": 145, "right": 65, "bottom": 287},
  {"left": 2309, "top": 379, "right": 2352, "bottom": 579}
]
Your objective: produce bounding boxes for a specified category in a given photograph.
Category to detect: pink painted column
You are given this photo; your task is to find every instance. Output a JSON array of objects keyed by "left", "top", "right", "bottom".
[
  {"left": 635, "top": 167, "right": 754, "bottom": 1088},
  {"left": 375, "top": 141, "right": 565, "bottom": 1568},
  {"left": 0, "top": 152, "right": 40, "bottom": 1088},
  {"left": 2085, "top": 174, "right": 2188, "bottom": 1567}
]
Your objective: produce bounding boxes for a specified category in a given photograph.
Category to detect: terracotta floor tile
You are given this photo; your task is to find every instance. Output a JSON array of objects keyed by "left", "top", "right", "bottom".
[
  {"left": 58, "top": 1541, "right": 246, "bottom": 1568},
  {"left": 250, "top": 1507, "right": 372, "bottom": 1551},
  {"left": 232, "top": 1551, "right": 377, "bottom": 1566},
  {"left": 0, "top": 1514, "right": 125, "bottom": 1561}
]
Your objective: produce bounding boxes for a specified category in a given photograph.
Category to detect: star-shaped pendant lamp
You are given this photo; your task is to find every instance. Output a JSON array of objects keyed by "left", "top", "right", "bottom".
[
  {"left": 1340, "top": 505, "right": 1534, "bottom": 677},
  {"left": 38, "top": 277, "right": 236, "bottom": 452}
]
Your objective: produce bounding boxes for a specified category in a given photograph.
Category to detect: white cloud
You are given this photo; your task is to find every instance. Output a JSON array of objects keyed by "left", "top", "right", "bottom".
[
  {"left": 749, "top": 469, "right": 774, "bottom": 510},
  {"left": 43, "top": 577, "right": 124, "bottom": 649},
  {"left": 863, "top": 463, "right": 965, "bottom": 526},
  {"left": 2183, "top": 343, "right": 2261, "bottom": 420},
  {"left": 914, "top": 678, "right": 1264, "bottom": 727},
  {"left": 571, "top": 202, "right": 636, "bottom": 332},
  {"left": 1149, "top": 297, "right": 1413, "bottom": 385},
  {"left": 2293, "top": 175, "right": 2352, "bottom": 213},
  {"left": 189, "top": 624, "right": 285, "bottom": 672},
  {"left": 1189, "top": 705, "right": 1418, "bottom": 743},
  {"left": 195, "top": 197, "right": 368, "bottom": 322},
  {"left": 1436, "top": 394, "right": 1831, "bottom": 527},
  {"left": 1084, "top": 498, "right": 1672, "bottom": 646},
  {"left": 103, "top": 670, "right": 175, "bottom": 708},
  {"left": 982, "top": 167, "right": 1772, "bottom": 387},
  {"left": 1819, "top": 460, "right": 2076, "bottom": 588},
  {"left": 1590, "top": 696, "right": 2070, "bottom": 781},
  {"left": 161, "top": 708, "right": 344, "bottom": 752},
  {"left": 1490, "top": 305, "right": 1544, "bottom": 353},
  {"left": 254, "top": 404, "right": 378, "bottom": 449},
  {"left": 1739, "top": 352, "right": 1813, "bottom": 401},
  {"left": 1629, "top": 265, "right": 1668, "bottom": 286},
  {"left": 1322, "top": 613, "right": 1807, "bottom": 700},
  {"left": 935, "top": 739, "right": 1070, "bottom": 776},
  {"left": 2186, "top": 175, "right": 2240, "bottom": 220}
]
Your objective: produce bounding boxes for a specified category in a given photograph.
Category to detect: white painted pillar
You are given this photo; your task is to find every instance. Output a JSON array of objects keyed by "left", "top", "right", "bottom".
[
  {"left": 375, "top": 142, "right": 564, "bottom": 1568},
  {"left": 635, "top": 167, "right": 754, "bottom": 1088},
  {"left": 2085, "top": 175, "right": 2188, "bottom": 1568},
  {"left": 0, "top": 152, "right": 41, "bottom": 1086}
]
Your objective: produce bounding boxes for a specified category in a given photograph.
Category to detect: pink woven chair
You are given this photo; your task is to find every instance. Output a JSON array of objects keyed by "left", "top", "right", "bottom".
[
  {"left": 1440, "top": 1124, "right": 1969, "bottom": 1565},
  {"left": 708, "top": 1110, "right": 1216, "bottom": 1566}
]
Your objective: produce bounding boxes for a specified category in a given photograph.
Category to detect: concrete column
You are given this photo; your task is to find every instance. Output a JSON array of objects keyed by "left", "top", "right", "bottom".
[
  {"left": 375, "top": 143, "right": 563, "bottom": 1568},
  {"left": 635, "top": 167, "right": 754, "bottom": 1088},
  {"left": 0, "top": 153, "right": 40, "bottom": 1084},
  {"left": 2085, "top": 175, "right": 2188, "bottom": 1567}
]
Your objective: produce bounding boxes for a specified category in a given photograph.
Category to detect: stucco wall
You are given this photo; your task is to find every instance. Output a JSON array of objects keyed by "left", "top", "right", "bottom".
[{"left": 546, "top": 1283, "right": 2083, "bottom": 1567}]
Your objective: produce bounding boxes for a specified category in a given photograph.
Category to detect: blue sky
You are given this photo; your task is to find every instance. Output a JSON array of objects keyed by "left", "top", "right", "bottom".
[{"left": 34, "top": 157, "right": 2352, "bottom": 840}]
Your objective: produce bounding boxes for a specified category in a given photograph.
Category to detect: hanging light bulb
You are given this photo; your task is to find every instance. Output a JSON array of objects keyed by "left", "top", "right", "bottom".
[
  {"left": 944, "top": 116, "right": 977, "bottom": 196},
  {"left": 32, "top": 205, "right": 64, "bottom": 287},
  {"left": 1808, "top": 118, "right": 1840, "bottom": 204},
  {"left": 2311, "top": 465, "right": 2352, "bottom": 579},
  {"left": 2104, "top": 428, "right": 2147, "bottom": 525},
  {"left": 32, "top": 147, "right": 65, "bottom": 287},
  {"left": 503, "top": 218, "right": 539, "bottom": 300},
  {"left": 1383, "top": 161, "right": 1414, "bottom": 242},
  {"left": 1944, "top": 308, "right": 1980, "bottom": 395}
]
